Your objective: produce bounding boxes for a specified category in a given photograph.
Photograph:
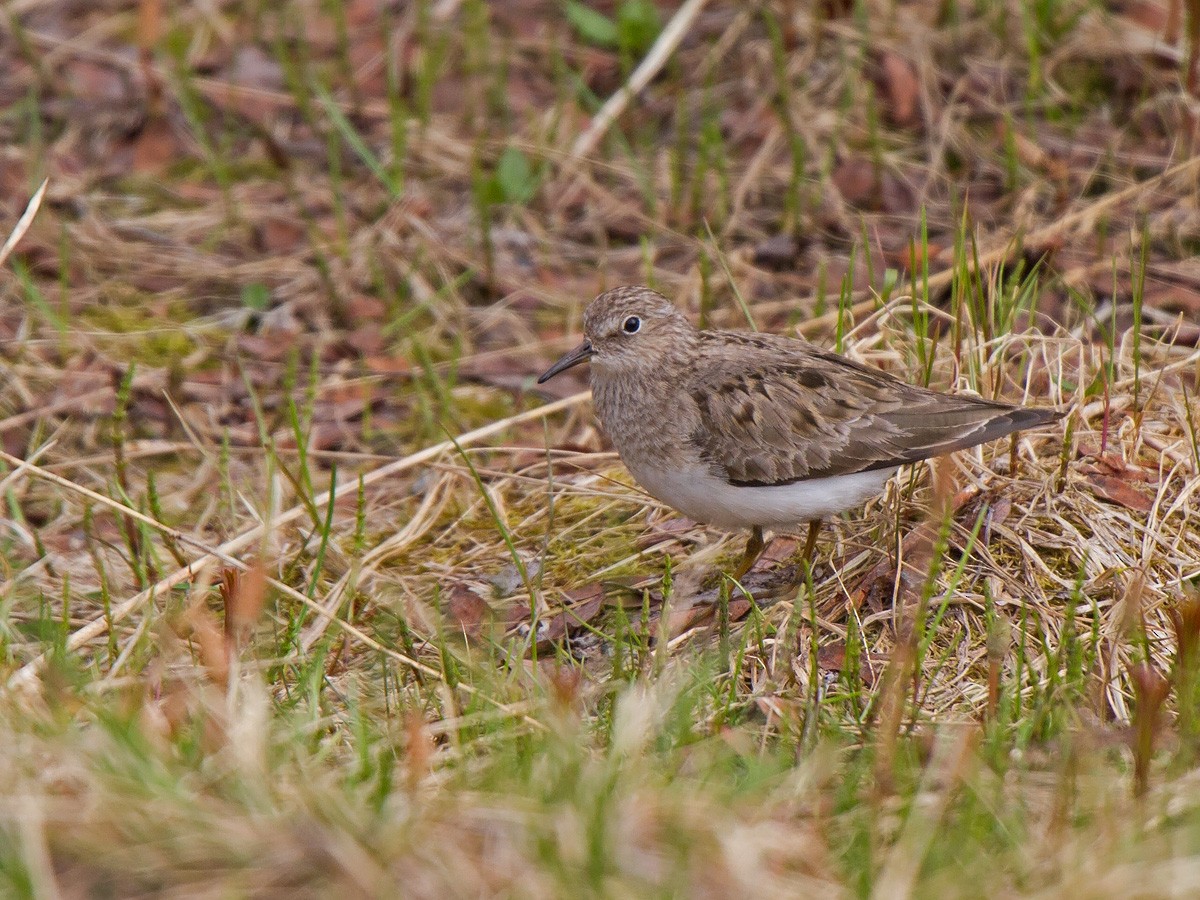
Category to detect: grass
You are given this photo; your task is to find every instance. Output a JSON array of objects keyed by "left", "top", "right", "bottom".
[{"left": 1, "top": 0, "right": 1200, "bottom": 895}]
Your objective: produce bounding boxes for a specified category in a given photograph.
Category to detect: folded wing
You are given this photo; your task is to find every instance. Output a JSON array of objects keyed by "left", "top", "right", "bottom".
[{"left": 687, "top": 338, "right": 1061, "bottom": 487}]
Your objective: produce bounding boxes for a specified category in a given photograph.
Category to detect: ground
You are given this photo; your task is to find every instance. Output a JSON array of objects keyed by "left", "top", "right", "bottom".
[{"left": 1, "top": 0, "right": 1200, "bottom": 896}]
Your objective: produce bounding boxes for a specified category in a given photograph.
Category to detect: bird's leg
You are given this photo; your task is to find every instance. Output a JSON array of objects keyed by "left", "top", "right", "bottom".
[
  {"left": 801, "top": 520, "right": 821, "bottom": 570},
  {"left": 732, "top": 526, "right": 765, "bottom": 580}
]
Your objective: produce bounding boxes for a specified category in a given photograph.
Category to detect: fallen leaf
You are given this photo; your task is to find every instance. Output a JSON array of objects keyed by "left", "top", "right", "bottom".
[
  {"left": 664, "top": 595, "right": 753, "bottom": 636},
  {"left": 445, "top": 584, "right": 494, "bottom": 640},
  {"left": 1086, "top": 473, "right": 1155, "bottom": 513},
  {"left": 346, "top": 295, "right": 387, "bottom": 320},
  {"left": 343, "top": 325, "right": 385, "bottom": 356},
  {"left": 220, "top": 562, "right": 268, "bottom": 647},
  {"left": 364, "top": 355, "right": 412, "bottom": 375},
  {"left": 260, "top": 217, "right": 306, "bottom": 254},
  {"left": 880, "top": 170, "right": 916, "bottom": 216},
  {"left": 817, "top": 642, "right": 849, "bottom": 671},
  {"left": 64, "top": 59, "right": 132, "bottom": 103},
  {"left": 537, "top": 583, "right": 607, "bottom": 645},
  {"left": 182, "top": 605, "right": 229, "bottom": 688},
  {"left": 132, "top": 117, "right": 179, "bottom": 174},
  {"left": 488, "top": 558, "right": 542, "bottom": 597},
  {"left": 831, "top": 156, "right": 879, "bottom": 207},
  {"left": 1077, "top": 444, "right": 1157, "bottom": 482},
  {"left": 757, "top": 536, "right": 800, "bottom": 568},
  {"left": 1145, "top": 282, "right": 1200, "bottom": 317},
  {"left": 634, "top": 516, "right": 697, "bottom": 550},
  {"left": 880, "top": 51, "right": 919, "bottom": 127}
]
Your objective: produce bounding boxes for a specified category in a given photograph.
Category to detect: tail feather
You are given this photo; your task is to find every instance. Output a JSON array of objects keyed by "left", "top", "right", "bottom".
[{"left": 865, "top": 403, "right": 1065, "bottom": 472}]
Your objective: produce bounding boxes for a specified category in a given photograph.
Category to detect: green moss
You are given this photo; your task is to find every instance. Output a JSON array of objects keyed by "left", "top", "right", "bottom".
[{"left": 79, "top": 295, "right": 197, "bottom": 367}]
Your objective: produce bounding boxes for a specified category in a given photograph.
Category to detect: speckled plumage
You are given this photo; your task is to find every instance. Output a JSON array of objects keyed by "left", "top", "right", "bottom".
[{"left": 539, "top": 286, "right": 1062, "bottom": 558}]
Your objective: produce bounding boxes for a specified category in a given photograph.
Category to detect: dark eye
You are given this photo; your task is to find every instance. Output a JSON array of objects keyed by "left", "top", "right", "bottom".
[{"left": 622, "top": 315, "right": 641, "bottom": 334}]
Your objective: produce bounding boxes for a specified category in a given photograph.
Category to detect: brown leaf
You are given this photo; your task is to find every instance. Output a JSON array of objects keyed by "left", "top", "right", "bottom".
[
  {"left": 364, "top": 355, "right": 412, "bottom": 375},
  {"left": 131, "top": 118, "right": 179, "bottom": 174},
  {"left": 220, "top": 562, "right": 268, "bottom": 647},
  {"left": 64, "top": 59, "right": 132, "bottom": 103},
  {"left": 403, "top": 712, "right": 434, "bottom": 790},
  {"left": 880, "top": 52, "right": 919, "bottom": 127},
  {"left": 665, "top": 595, "right": 753, "bottom": 636},
  {"left": 346, "top": 295, "right": 387, "bottom": 321},
  {"left": 1086, "top": 473, "right": 1155, "bottom": 513},
  {"left": 1077, "top": 445, "right": 1157, "bottom": 482},
  {"left": 1145, "top": 282, "right": 1200, "bottom": 316},
  {"left": 831, "top": 156, "right": 879, "bottom": 207},
  {"left": 880, "top": 170, "right": 916, "bottom": 216},
  {"left": 1129, "top": 661, "right": 1170, "bottom": 796},
  {"left": 446, "top": 584, "right": 494, "bottom": 640},
  {"left": 343, "top": 325, "right": 385, "bottom": 356},
  {"left": 237, "top": 332, "right": 297, "bottom": 362},
  {"left": 757, "top": 536, "right": 799, "bottom": 568},
  {"left": 817, "top": 642, "right": 849, "bottom": 671},
  {"left": 635, "top": 515, "right": 696, "bottom": 549},
  {"left": 999, "top": 123, "right": 1070, "bottom": 181},
  {"left": 537, "top": 583, "right": 607, "bottom": 645},
  {"left": 817, "top": 641, "right": 876, "bottom": 687},
  {"left": 260, "top": 217, "right": 306, "bottom": 254}
]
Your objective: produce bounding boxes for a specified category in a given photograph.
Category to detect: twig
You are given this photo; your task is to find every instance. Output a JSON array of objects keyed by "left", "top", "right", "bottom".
[
  {"left": 0, "top": 179, "right": 48, "bottom": 269},
  {"left": 566, "top": 0, "right": 711, "bottom": 165}
]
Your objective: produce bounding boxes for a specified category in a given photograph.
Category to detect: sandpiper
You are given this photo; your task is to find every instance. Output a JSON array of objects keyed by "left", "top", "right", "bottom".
[{"left": 538, "top": 286, "right": 1062, "bottom": 576}]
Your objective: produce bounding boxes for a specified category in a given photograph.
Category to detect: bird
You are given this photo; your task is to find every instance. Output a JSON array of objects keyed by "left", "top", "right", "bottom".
[{"left": 537, "top": 286, "right": 1063, "bottom": 577}]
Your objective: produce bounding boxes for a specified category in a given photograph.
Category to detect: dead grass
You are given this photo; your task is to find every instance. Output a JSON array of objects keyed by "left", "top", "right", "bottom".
[{"left": 2, "top": 0, "right": 1200, "bottom": 895}]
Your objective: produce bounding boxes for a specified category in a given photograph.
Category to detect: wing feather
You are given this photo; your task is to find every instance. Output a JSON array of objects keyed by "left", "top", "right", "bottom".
[{"left": 687, "top": 335, "right": 1061, "bottom": 486}]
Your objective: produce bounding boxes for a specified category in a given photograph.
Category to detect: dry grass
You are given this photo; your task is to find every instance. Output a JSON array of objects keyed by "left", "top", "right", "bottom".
[{"left": 2, "top": 0, "right": 1200, "bottom": 895}]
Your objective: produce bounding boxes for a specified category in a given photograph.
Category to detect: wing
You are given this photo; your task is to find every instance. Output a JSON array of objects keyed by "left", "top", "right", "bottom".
[{"left": 686, "top": 335, "right": 1061, "bottom": 486}]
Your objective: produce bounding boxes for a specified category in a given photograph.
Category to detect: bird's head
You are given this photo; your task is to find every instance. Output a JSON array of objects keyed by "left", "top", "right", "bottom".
[{"left": 537, "top": 286, "right": 692, "bottom": 384}]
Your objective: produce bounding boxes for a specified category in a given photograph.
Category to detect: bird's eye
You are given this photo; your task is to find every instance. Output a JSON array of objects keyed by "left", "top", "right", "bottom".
[{"left": 622, "top": 315, "right": 641, "bottom": 334}]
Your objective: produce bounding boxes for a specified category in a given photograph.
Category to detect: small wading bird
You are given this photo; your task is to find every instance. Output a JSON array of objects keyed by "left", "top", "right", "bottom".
[{"left": 538, "top": 286, "right": 1063, "bottom": 577}]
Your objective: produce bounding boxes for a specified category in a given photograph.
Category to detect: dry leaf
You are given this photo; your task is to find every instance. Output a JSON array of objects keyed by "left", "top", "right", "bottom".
[
  {"left": 446, "top": 584, "right": 494, "bottom": 640},
  {"left": 537, "top": 583, "right": 607, "bottom": 645},
  {"left": 880, "top": 51, "right": 919, "bottom": 127},
  {"left": 260, "top": 217, "right": 306, "bottom": 254},
  {"left": 132, "top": 118, "right": 178, "bottom": 174},
  {"left": 221, "top": 562, "right": 268, "bottom": 648},
  {"left": 1086, "top": 473, "right": 1155, "bottom": 513},
  {"left": 831, "top": 156, "right": 879, "bottom": 206}
]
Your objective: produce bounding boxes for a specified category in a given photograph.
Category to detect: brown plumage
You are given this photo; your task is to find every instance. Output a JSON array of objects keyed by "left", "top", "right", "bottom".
[
  {"left": 539, "top": 286, "right": 1063, "bottom": 574},
  {"left": 686, "top": 329, "right": 1060, "bottom": 486}
]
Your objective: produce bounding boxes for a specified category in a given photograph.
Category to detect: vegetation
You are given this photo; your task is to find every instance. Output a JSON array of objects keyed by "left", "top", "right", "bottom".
[{"left": 1, "top": 0, "right": 1200, "bottom": 895}]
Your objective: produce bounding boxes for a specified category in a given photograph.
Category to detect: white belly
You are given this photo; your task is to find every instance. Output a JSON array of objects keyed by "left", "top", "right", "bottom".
[{"left": 628, "top": 463, "right": 897, "bottom": 531}]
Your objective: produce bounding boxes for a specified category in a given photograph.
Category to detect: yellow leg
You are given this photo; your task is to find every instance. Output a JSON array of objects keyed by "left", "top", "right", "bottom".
[{"left": 732, "top": 526, "right": 765, "bottom": 579}]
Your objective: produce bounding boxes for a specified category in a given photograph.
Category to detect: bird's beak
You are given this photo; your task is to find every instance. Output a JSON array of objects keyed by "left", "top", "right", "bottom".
[{"left": 537, "top": 340, "right": 593, "bottom": 384}]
